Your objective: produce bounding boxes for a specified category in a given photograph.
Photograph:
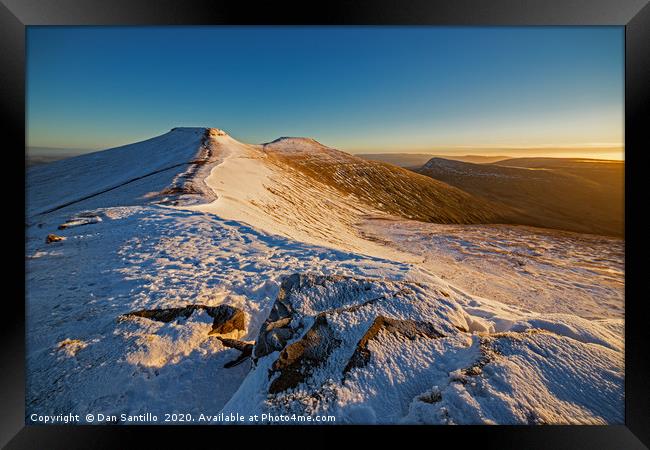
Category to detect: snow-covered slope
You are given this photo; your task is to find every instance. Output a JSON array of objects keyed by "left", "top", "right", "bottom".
[
  {"left": 25, "top": 127, "right": 624, "bottom": 425},
  {"left": 223, "top": 274, "right": 622, "bottom": 424},
  {"left": 26, "top": 206, "right": 416, "bottom": 419},
  {"left": 184, "top": 133, "right": 406, "bottom": 258},
  {"left": 361, "top": 218, "right": 624, "bottom": 319},
  {"left": 27, "top": 127, "right": 211, "bottom": 217},
  {"left": 261, "top": 137, "right": 513, "bottom": 225},
  {"left": 185, "top": 132, "right": 512, "bottom": 258}
]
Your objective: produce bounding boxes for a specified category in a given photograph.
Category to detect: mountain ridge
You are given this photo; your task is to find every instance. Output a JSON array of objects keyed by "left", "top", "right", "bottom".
[{"left": 415, "top": 156, "right": 623, "bottom": 236}]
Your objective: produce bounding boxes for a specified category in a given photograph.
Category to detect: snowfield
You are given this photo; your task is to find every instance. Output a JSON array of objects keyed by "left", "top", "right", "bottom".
[{"left": 26, "top": 128, "right": 624, "bottom": 424}]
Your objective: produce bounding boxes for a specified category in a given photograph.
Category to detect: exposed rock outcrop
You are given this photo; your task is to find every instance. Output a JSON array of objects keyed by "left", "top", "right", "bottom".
[
  {"left": 217, "top": 337, "right": 254, "bottom": 368},
  {"left": 58, "top": 213, "right": 102, "bottom": 230},
  {"left": 121, "top": 304, "right": 246, "bottom": 338},
  {"left": 242, "top": 273, "right": 467, "bottom": 401},
  {"left": 269, "top": 315, "right": 341, "bottom": 394},
  {"left": 343, "top": 316, "right": 444, "bottom": 375}
]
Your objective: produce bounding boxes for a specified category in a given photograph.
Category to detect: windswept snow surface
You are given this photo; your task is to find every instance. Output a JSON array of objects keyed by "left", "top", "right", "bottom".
[
  {"left": 27, "top": 206, "right": 414, "bottom": 419},
  {"left": 185, "top": 134, "right": 409, "bottom": 260},
  {"left": 26, "top": 128, "right": 624, "bottom": 425},
  {"left": 360, "top": 218, "right": 624, "bottom": 319},
  {"left": 27, "top": 128, "right": 209, "bottom": 217}
]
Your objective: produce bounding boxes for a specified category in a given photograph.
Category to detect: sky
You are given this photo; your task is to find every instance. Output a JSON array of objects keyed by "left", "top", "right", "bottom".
[{"left": 26, "top": 26, "right": 624, "bottom": 159}]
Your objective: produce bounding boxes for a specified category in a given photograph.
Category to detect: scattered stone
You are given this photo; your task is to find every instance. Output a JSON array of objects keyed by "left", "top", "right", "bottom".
[
  {"left": 457, "top": 337, "right": 502, "bottom": 381},
  {"left": 56, "top": 338, "right": 87, "bottom": 357},
  {"left": 46, "top": 234, "right": 65, "bottom": 244},
  {"left": 417, "top": 387, "right": 442, "bottom": 404}
]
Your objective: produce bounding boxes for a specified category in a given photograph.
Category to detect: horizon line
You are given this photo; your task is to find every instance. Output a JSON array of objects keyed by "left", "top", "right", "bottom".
[{"left": 27, "top": 141, "right": 624, "bottom": 152}]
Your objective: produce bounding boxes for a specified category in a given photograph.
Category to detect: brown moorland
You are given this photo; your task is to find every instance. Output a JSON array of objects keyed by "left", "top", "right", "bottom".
[{"left": 415, "top": 157, "right": 623, "bottom": 236}]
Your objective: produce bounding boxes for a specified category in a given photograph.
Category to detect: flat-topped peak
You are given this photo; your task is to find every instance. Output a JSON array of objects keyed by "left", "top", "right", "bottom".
[
  {"left": 170, "top": 127, "right": 207, "bottom": 133},
  {"left": 169, "top": 127, "right": 228, "bottom": 137},
  {"left": 265, "top": 136, "right": 324, "bottom": 147}
]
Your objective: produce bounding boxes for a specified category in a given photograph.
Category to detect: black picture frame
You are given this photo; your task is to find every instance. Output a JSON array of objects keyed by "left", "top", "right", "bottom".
[{"left": 3, "top": 0, "right": 649, "bottom": 448}]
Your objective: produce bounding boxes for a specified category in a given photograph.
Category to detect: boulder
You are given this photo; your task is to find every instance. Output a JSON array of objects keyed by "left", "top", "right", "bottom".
[
  {"left": 121, "top": 304, "right": 246, "bottom": 338},
  {"left": 58, "top": 214, "right": 102, "bottom": 230},
  {"left": 206, "top": 305, "right": 246, "bottom": 337},
  {"left": 45, "top": 234, "right": 65, "bottom": 244}
]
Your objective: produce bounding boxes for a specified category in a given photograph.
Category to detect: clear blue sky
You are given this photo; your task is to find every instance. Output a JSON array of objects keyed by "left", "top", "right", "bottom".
[{"left": 27, "top": 26, "right": 624, "bottom": 155}]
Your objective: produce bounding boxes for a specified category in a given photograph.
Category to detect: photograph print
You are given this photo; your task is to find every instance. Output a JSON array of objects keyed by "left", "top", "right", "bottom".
[{"left": 25, "top": 26, "right": 624, "bottom": 425}]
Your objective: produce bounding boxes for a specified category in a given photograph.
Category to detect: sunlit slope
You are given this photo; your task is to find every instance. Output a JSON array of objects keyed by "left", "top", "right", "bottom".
[
  {"left": 262, "top": 138, "right": 512, "bottom": 225},
  {"left": 416, "top": 157, "right": 623, "bottom": 236},
  {"left": 191, "top": 133, "right": 516, "bottom": 257},
  {"left": 494, "top": 157, "right": 624, "bottom": 187}
]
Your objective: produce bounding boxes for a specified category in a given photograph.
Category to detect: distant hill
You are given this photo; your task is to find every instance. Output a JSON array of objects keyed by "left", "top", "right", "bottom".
[
  {"left": 415, "top": 157, "right": 624, "bottom": 236},
  {"left": 357, "top": 153, "right": 510, "bottom": 168},
  {"left": 26, "top": 147, "right": 89, "bottom": 167}
]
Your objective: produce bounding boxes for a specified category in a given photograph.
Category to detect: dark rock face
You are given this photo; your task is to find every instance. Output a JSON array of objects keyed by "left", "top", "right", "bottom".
[
  {"left": 217, "top": 337, "right": 254, "bottom": 368},
  {"left": 123, "top": 305, "right": 199, "bottom": 323},
  {"left": 121, "top": 304, "right": 246, "bottom": 337},
  {"left": 252, "top": 275, "right": 300, "bottom": 360},
  {"left": 216, "top": 337, "right": 253, "bottom": 353},
  {"left": 207, "top": 306, "right": 246, "bottom": 336},
  {"left": 268, "top": 315, "right": 341, "bottom": 394},
  {"left": 344, "top": 316, "right": 444, "bottom": 374}
]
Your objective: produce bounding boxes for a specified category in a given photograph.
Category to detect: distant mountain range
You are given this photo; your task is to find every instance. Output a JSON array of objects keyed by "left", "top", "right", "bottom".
[
  {"left": 357, "top": 153, "right": 510, "bottom": 168},
  {"left": 26, "top": 147, "right": 89, "bottom": 167}
]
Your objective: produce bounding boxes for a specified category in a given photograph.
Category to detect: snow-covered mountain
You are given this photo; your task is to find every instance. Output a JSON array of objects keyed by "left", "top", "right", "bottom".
[{"left": 25, "top": 128, "right": 624, "bottom": 424}]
